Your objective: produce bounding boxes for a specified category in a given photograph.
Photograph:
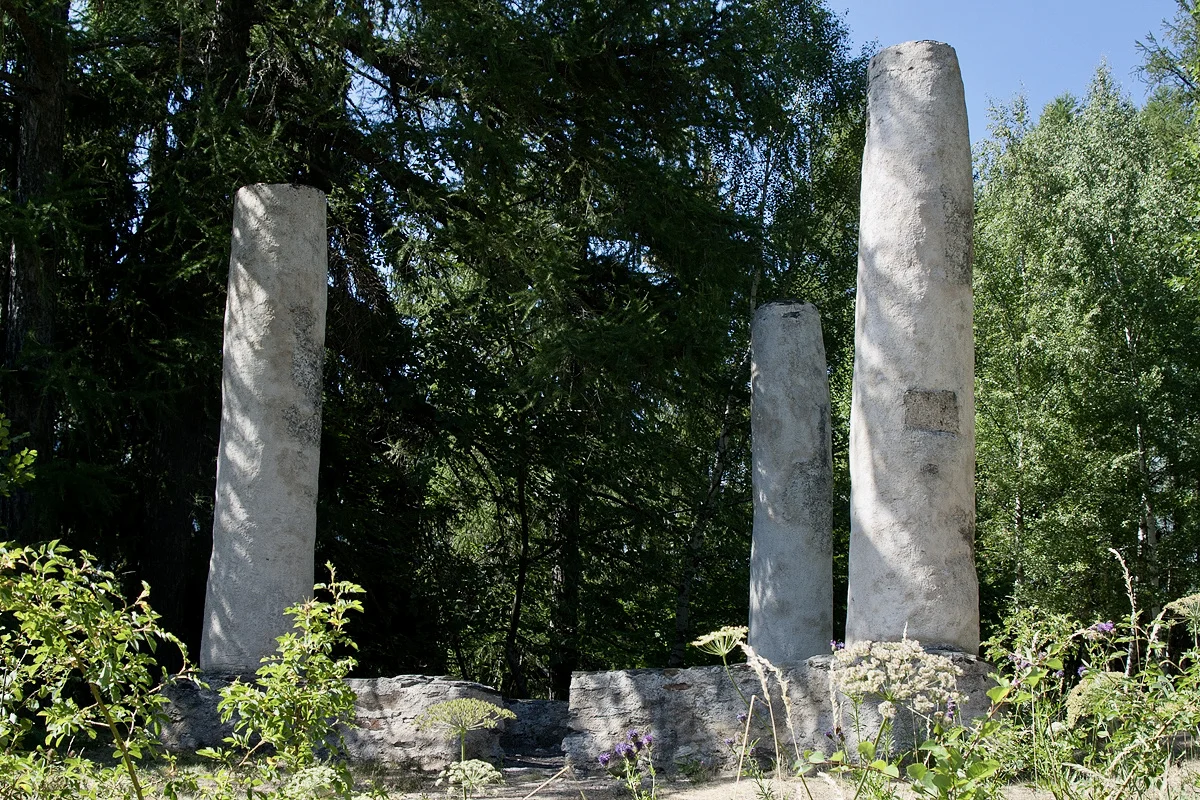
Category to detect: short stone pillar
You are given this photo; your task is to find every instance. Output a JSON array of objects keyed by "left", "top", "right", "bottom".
[
  {"left": 200, "top": 184, "right": 328, "bottom": 674},
  {"left": 749, "top": 301, "right": 833, "bottom": 664},
  {"left": 846, "top": 41, "right": 979, "bottom": 654}
]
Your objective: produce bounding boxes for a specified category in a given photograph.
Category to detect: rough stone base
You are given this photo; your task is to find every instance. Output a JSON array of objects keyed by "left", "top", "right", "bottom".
[
  {"left": 161, "top": 657, "right": 990, "bottom": 776},
  {"left": 160, "top": 673, "right": 567, "bottom": 772},
  {"left": 563, "top": 654, "right": 994, "bottom": 773}
]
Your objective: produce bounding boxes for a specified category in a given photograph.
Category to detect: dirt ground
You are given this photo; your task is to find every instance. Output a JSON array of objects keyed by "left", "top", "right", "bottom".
[
  {"left": 389, "top": 759, "right": 1200, "bottom": 800},
  {"left": 393, "top": 770, "right": 1050, "bottom": 800}
]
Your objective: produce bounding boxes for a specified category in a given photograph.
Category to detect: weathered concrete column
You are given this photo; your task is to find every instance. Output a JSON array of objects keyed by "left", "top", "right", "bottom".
[
  {"left": 846, "top": 41, "right": 979, "bottom": 654},
  {"left": 200, "top": 183, "right": 328, "bottom": 674},
  {"left": 749, "top": 301, "right": 833, "bottom": 664}
]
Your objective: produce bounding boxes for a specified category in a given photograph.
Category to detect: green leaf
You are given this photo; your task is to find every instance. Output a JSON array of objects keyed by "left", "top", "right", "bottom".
[{"left": 986, "top": 685, "right": 1011, "bottom": 705}]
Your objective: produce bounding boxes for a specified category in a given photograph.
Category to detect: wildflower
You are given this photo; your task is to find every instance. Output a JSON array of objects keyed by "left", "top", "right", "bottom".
[
  {"left": 627, "top": 729, "right": 640, "bottom": 742},
  {"left": 1054, "top": 670, "right": 1064, "bottom": 678},
  {"left": 615, "top": 741, "right": 635, "bottom": 760},
  {"left": 642, "top": 733, "right": 653, "bottom": 748},
  {"left": 830, "top": 640, "right": 845, "bottom": 651},
  {"left": 723, "top": 737, "right": 735, "bottom": 747},
  {"left": 830, "top": 636, "right": 966, "bottom": 726},
  {"left": 1091, "top": 620, "right": 1115, "bottom": 634},
  {"left": 598, "top": 753, "right": 612, "bottom": 767},
  {"left": 736, "top": 712, "right": 747, "bottom": 723},
  {"left": 824, "top": 729, "right": 834, "bottom": 739},
  {"left": 691, "top": 626, "right": 749, "bottom": 657},
  {"left": 1077, "top": 665, "right": 1087, "bottom": 677}
]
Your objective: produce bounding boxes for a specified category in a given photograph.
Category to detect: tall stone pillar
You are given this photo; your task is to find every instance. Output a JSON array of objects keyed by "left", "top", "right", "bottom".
[
  {"left": 749, "top": 301, "right": 833, "bottom": 664},
  {"left": 845, "top": 41, "right": 979, "bottom": 654},
  {"left": 201, "top": 184, "right": 328, "bottom": 674}
]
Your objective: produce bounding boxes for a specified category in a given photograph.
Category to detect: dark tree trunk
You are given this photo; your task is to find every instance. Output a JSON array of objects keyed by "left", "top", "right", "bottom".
[
  {"left": 548, "top": 490, "right": 581, "bottom": 700},
  {"left": 213, "top": 0, "right": 255, "bottom": 94},
  {"left": 667, "top": 376, "right": 742, "bottom": 666},
  {"left": 1, "top": 0, "right": 68, "bottom": 537},
  {"left": 503, "top": 465, "right": 532, "bottom": 697}
]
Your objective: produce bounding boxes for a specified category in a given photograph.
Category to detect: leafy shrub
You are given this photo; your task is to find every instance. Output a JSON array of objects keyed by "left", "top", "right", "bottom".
[
  {"left": 0, "top": 540, "right": 189, "bottom": 800},
  {"left": 981, "top": 552, "right": 1200, "bottom": 799},
  {"left": 197, "top": 565, "right": 367, "bottom": 798},
  {"left": 0, "top": 542, "right": 378, "bottom": 799}
]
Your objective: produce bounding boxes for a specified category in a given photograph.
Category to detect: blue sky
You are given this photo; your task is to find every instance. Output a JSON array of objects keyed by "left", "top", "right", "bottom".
[{"left": 836, "top": 1, "right": 1182, "bottom": 141}]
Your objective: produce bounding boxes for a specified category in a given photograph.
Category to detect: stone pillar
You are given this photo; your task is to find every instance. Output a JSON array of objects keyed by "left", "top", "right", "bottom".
[
  {"left": 749, "top": 301, "right": 833, "bottom": 664},
  {"left": 845, "top": 41, "right": 979, "bottom": 654},
  {"left": 200, "top": 184, "right": 328, "bottom": 674}
]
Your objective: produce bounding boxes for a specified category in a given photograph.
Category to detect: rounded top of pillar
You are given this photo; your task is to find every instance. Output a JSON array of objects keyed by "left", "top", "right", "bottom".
[{"left": 869, "top": 40, "right": 961, "bottom": 80}]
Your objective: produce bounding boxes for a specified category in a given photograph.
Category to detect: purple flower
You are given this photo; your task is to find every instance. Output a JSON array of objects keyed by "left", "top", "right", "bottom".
[
  {"left": 615, "top": 742, "right": 635, "bottom": 760},
  {"left": 1077, "top": 665, "right": 1087, "bottom": 677},
  {"left": 945, "top": 699, "right": 957, "bottom": 719},
  {"left": 737, "top": 712, "right": 747, "bottom": 723},
  {"left": 830, "top": 640, "right": 845, "bottom": 651},
  {"left": 1092, "top": 620, "right": 1115, "bottom": 634},
  {"left": 724, "top": 737, "right": 735, "bottom": 747},
  {"left": 642, "top": 733, "right": 653, "bottom": 748},
  {"left": 627, "top": 729, "right": 640, "bottom": 742},
  {"left": 1054, "top": 670, "right": 1064, "bottom": 678},
  {"left": 824, "top": 729, "right": 835, "bottom": 740},
  {"left": 598, "top": 753, "right": 612, "bottom": 767}
]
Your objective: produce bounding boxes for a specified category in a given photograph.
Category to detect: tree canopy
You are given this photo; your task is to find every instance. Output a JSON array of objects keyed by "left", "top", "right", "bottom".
[
  {"left": 974, "top": 1, "right": 1200, "bottom": 633},
  {"left": 6, "top": 0, "right": 1200, "bottom": 696},
  {"left": 1, "top": 0, "right": 868, "bottom": 694}
]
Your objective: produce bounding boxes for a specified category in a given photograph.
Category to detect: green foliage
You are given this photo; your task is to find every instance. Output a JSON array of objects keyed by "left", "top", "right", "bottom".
[
  {"left": 0, "top": 544, "right": 376, "bottom": 799},
  {"left": 974, "top": 65, "right": 1200, "bottom": 628},
  {"left": 0, "top": 413, "right": 36, "bottom": 499},
  {"left": 2, "top": 0, "right": 869, "bottom": 694},
  {"left": 906, "top": 723, "right": 1001, "bottom": 800},
  {"left": 199, "top": 565, "right": 365, "bottom": 794},
  {"left": 0, "top": 540, "right": 189, "bottom": 799},
  {"left": 981, "top": 560, "right": 1200, "bottom": 799}
]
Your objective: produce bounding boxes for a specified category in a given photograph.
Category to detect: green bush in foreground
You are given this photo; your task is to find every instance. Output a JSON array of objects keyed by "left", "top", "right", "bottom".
[
  {"left": 692, "top": 563, "right": 1200, "bottom": 800},
  {"left": 0, "top": 541, "right": 377, "bottom": 799},
  {"left": 978, "top": 553, "right": 1200, "bottom": 800},
  {"left": 0, "top": 540, "right": 188, "bottom": 799},
  {"left": 195, "top": 564, "right": 369, "bottom": 800}
]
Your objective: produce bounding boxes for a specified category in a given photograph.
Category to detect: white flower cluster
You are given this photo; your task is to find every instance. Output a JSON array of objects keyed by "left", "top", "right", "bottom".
[{"left": 831, "top": 638, "right": 966, "bottom": 718}]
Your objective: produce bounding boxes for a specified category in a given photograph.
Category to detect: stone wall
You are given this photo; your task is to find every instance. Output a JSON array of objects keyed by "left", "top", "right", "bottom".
[
  {"left": 162, "top": 658, "right": 991, "bottom": 776},
  {"left": 563, "top": 655, "right": 994, "bottom": 773},
  {"left": 160, "top": 674, "right": 567, "bottom": 772}
]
